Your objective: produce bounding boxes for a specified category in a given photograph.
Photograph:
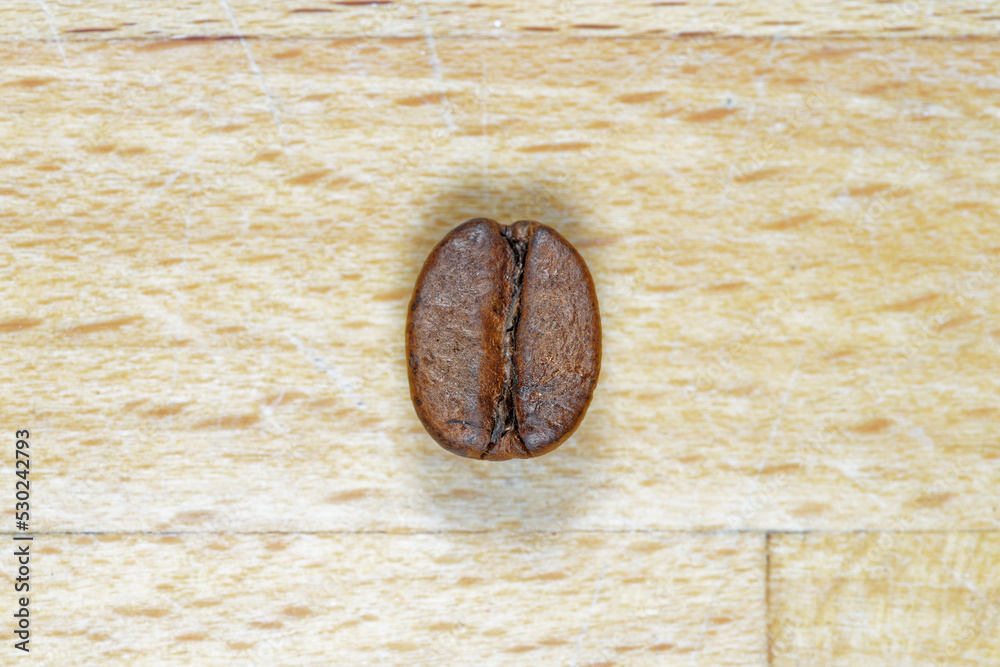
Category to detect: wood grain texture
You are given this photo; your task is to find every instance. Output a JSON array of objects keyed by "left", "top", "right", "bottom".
[
  {"left": 770, "top": 532, "right": 1000, "bottom": 666},
  {"left": 1, "top": 2, "right": 998, "bottom": 664},
  {"left": 3, "top": 37, "right": 998, "bottom": 534},
  {"left": 19, "top": 532, "right": 763, "bottom": 666},
  {"left": 3, "top": 0, "right": 1000, "bottom": 41}
]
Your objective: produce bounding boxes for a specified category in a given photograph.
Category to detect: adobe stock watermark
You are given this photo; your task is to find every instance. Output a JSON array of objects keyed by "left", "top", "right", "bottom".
[
  {"left": 379, "top": 72, "right": 501, "bottom": 196},
  {"left": 927, "top": 587, "right": 1000, "bottom": 666},
  {"left": 690, "top": 289, "right": 795, "bottom": 392},
  {"left": 715, "top": 86, "right": 834, "bottom": 198},
  {"left": 876, "top": 0, "right": 925, "bottom": 32},
  {"left": 768, "top": 617, "right": 804, "bottom": 660},
  {"left": 521, "top": 453, "right": 634, "bottom": 555},
  {"left": 846, "top": 126, "right": 955, "bottom": 245},
  {"left": 586, "top": 565, "right": 692, "bottom": 662},
  {"left": 68, "top": 70, "right": 167, "bottom": 166},
  {"left": 240, "top": 570, "right": 466, "bottom": 666},
  {"left": 593, "top": 541, "right": 768, "bottom": 661},
  {"left": 723, "top": 472, "right": 788, "bottom": 531},
  {"left": 850, "top": 459, "right": 975, "bottom": 576},
  {"left": 237, "top": 568, "right": 358, "bottom": 666},
  {"left": 885, "top": 254, "right": 999, "bottom": 374},
  {"left": 519, "top": 117, "right": 630, "bottom": 217},
  {"left": 389, "top": 455, "right": 467, "bottom": 527}
]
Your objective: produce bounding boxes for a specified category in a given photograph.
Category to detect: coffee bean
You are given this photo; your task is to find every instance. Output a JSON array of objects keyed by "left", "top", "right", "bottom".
[{"left": 406, "top": 218, "right": 601, "bottom": 460}]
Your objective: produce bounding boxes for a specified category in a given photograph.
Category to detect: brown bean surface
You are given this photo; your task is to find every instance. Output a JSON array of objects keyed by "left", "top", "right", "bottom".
[{"left": 406, "top": 218, "right": 601, "bottom": 460}]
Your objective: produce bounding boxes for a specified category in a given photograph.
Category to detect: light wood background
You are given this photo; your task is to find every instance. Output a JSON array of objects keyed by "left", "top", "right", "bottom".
[{"left": 2, "top": 1, "right": 999, "bottom": 665}]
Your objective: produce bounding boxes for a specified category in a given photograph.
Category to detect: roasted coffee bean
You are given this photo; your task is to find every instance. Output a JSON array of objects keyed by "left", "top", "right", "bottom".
[{"left": 406, "top": 218, "right": 601, "bottom": 460}]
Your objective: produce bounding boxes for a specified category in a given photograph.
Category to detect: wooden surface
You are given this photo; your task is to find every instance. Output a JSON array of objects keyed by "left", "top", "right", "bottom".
[{"left": 1, "top": 1, "right": 998, "bottom": 665}]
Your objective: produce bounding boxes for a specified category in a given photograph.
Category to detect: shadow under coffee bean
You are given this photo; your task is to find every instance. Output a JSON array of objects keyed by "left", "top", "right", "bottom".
[{"left": 406, "top": 218, "right": 601, "bottom": 461}]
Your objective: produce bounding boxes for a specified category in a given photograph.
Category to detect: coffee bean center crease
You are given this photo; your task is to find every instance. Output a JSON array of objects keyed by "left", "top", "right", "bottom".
[
  {"left": 486, "top": 226, "right": 529, "bottom": 459},
  {"left": 406, "top": 218, "right": 601, "bottom": 461}
]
